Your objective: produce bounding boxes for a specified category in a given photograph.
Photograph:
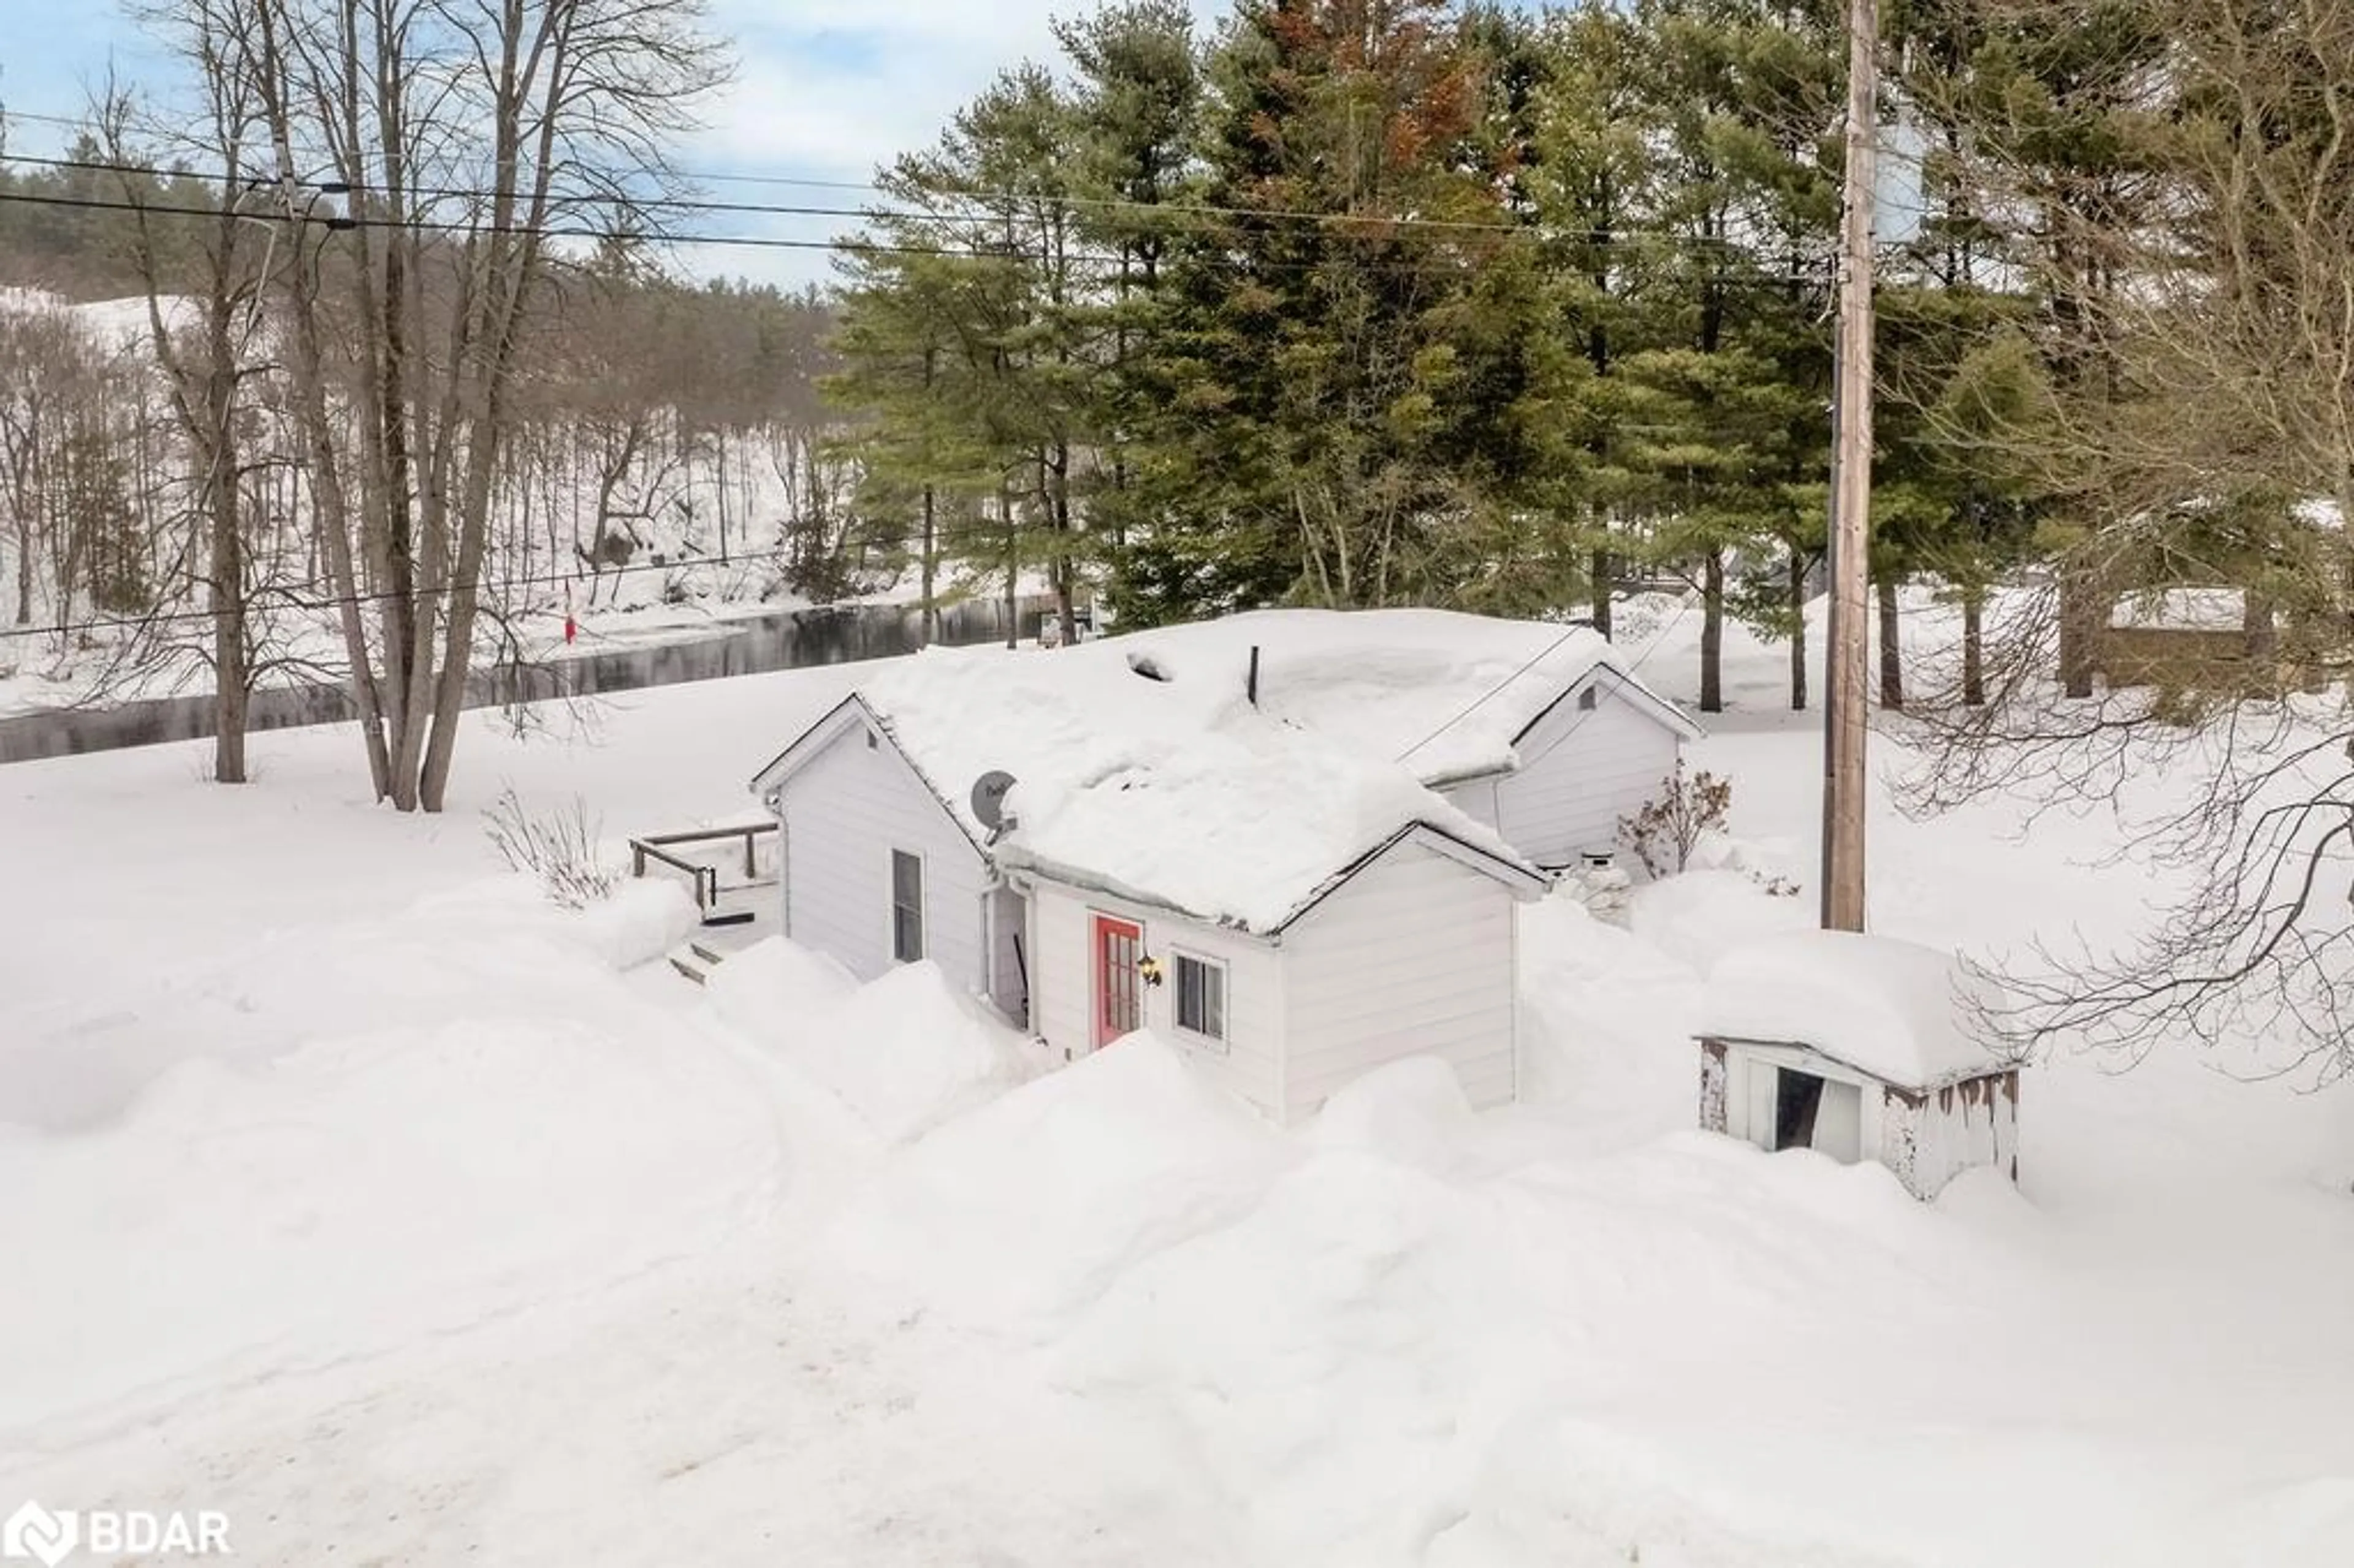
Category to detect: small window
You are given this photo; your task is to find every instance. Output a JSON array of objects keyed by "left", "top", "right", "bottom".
[
  {"left": 891, "top": 850, "right": 924, "bottom": 962},
  {"left": 1577, "top": 686, "right": 1598, "bottom": 711},
  {"left": 866, "top": 730, "right": 879, "bottom": 750},
  {"left": 1174, "top": 953, "right": 1227, "bottom": 1043}
]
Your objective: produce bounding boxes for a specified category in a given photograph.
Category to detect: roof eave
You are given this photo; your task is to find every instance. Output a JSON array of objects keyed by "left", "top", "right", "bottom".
[
  {"left": 1694, "top": 1032, "right": 2017, "bottom": 1097},
  {"left": 1508, "top": 661, "right": 1706, "bottom": 749}
]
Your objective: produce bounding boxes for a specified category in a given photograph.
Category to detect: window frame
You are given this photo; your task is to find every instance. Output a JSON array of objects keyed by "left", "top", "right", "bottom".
[
  {"left": 1171, "top": 948, "right": 1228, "bottom": 1048},
  {"left": 889, "top": 847, "right": 925, "bottom": 964}
]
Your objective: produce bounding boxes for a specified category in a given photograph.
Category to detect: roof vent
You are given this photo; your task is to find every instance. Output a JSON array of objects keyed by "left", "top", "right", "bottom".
[{"left": 1126, "top": 652, "right": 1171, "bottom": 683}]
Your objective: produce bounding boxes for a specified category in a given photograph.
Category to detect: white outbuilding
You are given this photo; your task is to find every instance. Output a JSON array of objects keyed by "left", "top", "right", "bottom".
[
  {"left": 1693, "top": 930, "right": 2022, "bottom": 1200},
  {"left": 748, "top": 610, "right": 1572, "bottom": 1122}
]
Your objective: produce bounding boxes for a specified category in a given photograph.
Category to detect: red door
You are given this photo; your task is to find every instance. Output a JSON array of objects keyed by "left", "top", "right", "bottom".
[{"left": 1092, "top": 915, "right": 1143, "bottom": 1048}]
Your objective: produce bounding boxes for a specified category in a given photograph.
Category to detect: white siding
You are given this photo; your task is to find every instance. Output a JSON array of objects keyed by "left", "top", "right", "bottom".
[
  {"left": 1491, "top": 672, "right": 1683, "bottom": 868},
  {"left": 1906, "top": 1072, "right": 2021, "bottom": 1199},
  {"left": 1438, "top": 775, "right": 1501, "bottom": 831},
  {"left": 1278, "top": 840, "right": 1518, "bottom": 1121},
  {"left": 1029, "top": 879, "right": 1284, "bottom": 1119},
  {"left": 1716, "top": 1040, "right": 2014, "bottom": 1199},
  {"left": 773, "top": 723, "right": 988, "bottom": 994}
]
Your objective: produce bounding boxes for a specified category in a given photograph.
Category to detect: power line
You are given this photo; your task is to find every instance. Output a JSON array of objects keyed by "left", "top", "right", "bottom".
[
  {"left": 1393, "top": 587, "right": 1699, "bottom": 766},
  {"left": 0, "top": 185, "right": 1130, "bottom": 264},
  {"left": 0, "top": 147, "right": 1825, "bottom": 261},
  {"left": 0, "top": 182, "right": 1840, "bottom": 290},
  {"left": 0, "top": 148, "right": 1547, "bottom": 238}
]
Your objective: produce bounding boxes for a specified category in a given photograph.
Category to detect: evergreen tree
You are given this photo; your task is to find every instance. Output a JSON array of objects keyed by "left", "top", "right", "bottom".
[
  {"left": 1617, "top": 0, "right": 1842, "bottom": 711},
  {"left": 1127, "top": 0, "right": 1574, "bottom": 622}
]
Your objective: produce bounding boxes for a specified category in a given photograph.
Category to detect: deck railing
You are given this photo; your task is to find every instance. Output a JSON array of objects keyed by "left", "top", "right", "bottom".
[{"left": 628, "top": 821, "right": 777, "bottom": 916}]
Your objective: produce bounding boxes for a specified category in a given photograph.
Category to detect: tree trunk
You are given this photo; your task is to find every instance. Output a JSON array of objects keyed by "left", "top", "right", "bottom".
[
  {"left": 1962, "top": 588, "right": 1986, "bottom": 706},
  {"left": 1590, "top": 543, "right": 1612, "bottom": 641},
  {"left": 262, "top": 61, "right": 394, "bottom": 800},
  {"left": 1876, "top": 573, "right": 1904, "bottom": 710},
  {"left": 1788, "top": 549, "right": 1808, "bottom": 710},
  {"left": 2058, "top": 566, "right": 2100, "bottom": 698},
  {"left": 1002, "top": 484, "right": 1018, "bottom": 651},
  {"left": 209, "top": 421, "right": 248, "bottom": 786},
  {"left": 714, "top": 425, "right": 730, "bottom": 565},
  {"left": 920, "top": 484, "right": 938, "bottom": 647},
  {"left": 1700, "top": 549, "right": 1724, "bottom": 714}
]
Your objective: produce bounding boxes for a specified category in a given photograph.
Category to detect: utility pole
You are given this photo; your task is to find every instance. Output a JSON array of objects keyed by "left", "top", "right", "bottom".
[{"left": 1821, "top": 0, "right": 1878, "bottom": 933}]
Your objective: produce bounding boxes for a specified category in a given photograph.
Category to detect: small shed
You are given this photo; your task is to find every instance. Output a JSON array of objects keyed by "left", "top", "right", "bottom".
[{"left": 1693, "top": 931, "right": 2020, "bottom": 1200}]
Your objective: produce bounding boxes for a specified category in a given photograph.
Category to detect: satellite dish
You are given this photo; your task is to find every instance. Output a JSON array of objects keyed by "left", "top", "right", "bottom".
[{"left": 970, "top": 770, "right": 1018, "bottom": 833}]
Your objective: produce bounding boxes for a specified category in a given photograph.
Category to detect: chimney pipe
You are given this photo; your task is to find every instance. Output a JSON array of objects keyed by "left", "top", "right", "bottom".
[{"left": 1247, "top": 645, "right": 1260, "bottom": 707}]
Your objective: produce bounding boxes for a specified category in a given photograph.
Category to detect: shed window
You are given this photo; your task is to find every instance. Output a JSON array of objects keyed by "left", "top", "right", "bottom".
[
  {"left": 891, "top": 850, "right": 924, "bottom": 962},
  {"left": 1175, "top": 953, "right": 1226, "bottom": 1043}
]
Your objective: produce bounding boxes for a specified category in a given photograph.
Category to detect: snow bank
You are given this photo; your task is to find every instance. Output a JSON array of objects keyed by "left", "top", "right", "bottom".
[
  {"left": 708, "top": 940, "right": 1032, "bottom": 1143},
  {"left": 1306, "top": 1055, "right": 1479, "bottom": 1174},
  {"left": 1515, "top": 891, "right": 1700, "bottom": 1136},
  {"left": 704, "top": 933, "right": 858, "bottom": 1032},
  {"left": 1628, "top": 867, "right": 1813, "bottom": 975},
  {"left": 820, "top": 1035, "right": 1288, "bottom": 1330},
  {"left": 1697, "top": 929, "right": 2014, "bottom": 1090},
  {"left": 798, "top": 962, "right": 1037, "bottom": 1142},
  {"left": 566, "top": 877, "right": 698, "bottom": 968},
  {"left": 0, "top": 940, "right": 775, "bottom": 1431}
]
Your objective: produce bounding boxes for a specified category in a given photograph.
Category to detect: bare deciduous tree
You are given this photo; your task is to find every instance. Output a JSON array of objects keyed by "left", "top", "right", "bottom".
[
  {"left": 1906, "top": 0, "right": 2354, "bottom": 1080},
  {"left": 235, "top": 0, "right": 727, "bottom": 810}
]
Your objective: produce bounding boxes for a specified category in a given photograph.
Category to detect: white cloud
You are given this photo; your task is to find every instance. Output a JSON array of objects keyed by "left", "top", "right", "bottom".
[{"left": 676, "top": 1, "right": 1231, "bottom": 286}]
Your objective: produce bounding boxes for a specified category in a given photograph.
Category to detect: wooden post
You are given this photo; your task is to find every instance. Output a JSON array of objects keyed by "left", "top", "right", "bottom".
[{"left": 1821, "top": 0, "right": 1878, "bottom": 935}]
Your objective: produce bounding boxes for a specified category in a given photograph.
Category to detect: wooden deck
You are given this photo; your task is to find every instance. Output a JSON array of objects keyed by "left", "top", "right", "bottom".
[{"left": 628, "top": 821, "right": 780, "bottom": 981}]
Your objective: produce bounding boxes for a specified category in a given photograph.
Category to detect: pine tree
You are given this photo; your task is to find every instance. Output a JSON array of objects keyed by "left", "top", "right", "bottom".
[
  {"left": 1127, "top": 0, "right": 1572, "bottom": 622},
  {"left": 1617, "top": 0, "right": 1842, "bottom": 712}
]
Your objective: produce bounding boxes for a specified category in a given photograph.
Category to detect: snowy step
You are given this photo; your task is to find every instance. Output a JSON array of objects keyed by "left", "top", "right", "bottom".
[{"left": 665, "top": 940, "right": 729, "bottom": 987}]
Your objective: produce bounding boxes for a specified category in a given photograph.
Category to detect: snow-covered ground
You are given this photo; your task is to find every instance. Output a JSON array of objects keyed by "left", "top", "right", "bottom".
[{"left": 2, "top": 599, "right": 2351, "bottom": 1566}]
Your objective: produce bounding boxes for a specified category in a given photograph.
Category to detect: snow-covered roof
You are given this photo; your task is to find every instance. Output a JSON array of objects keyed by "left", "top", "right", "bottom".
[
  {"left": 1099, "top": 608, "right": 1699, "bottom": 785},
  {"left": 1694, "top": 931, "right": 2014, "bottom": 1092},
  {"left": 830, "top": 633, "right": 1544, "bottom": 933},
  {"left": 2108, "top": 587, "right": 2247, "bottom": 633}
]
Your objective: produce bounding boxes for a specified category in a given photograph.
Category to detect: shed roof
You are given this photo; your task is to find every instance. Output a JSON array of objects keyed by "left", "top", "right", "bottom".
[
  {"left": 1694, "top": 930, "right": 2016, "bottom": 1092},
  {"left": 2108, "top": 587, "right": 2247, "bottom": 633}
]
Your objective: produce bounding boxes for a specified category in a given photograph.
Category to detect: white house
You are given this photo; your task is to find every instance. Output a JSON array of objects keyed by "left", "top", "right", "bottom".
[
  {"left": 1693, "top": 930, "right": 2022, "bottom": 1200},
  {"left": 745, "top": 609, "right": 1616, "bottom": 1121}
]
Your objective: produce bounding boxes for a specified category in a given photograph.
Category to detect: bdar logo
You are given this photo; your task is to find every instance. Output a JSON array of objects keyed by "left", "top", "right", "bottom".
[{"left": 1, "top": 1502, "right": 78, "bottom": 1568}]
